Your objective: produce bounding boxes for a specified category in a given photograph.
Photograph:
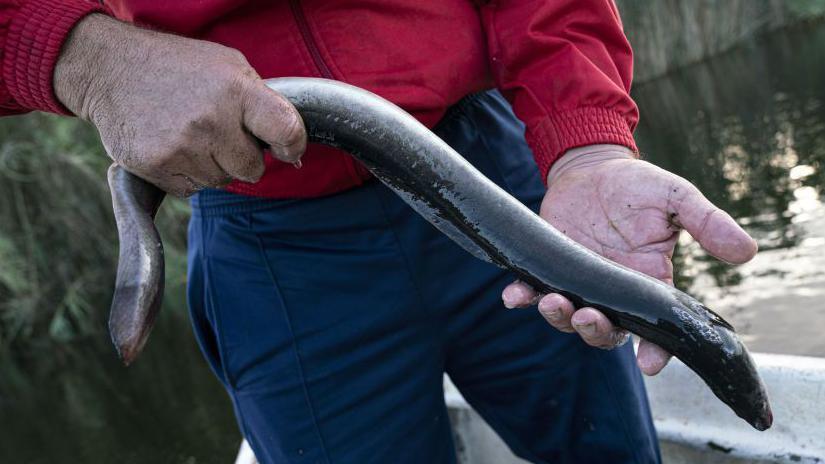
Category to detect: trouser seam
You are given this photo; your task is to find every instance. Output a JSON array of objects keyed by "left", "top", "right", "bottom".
[
  {"left": 199, "top": 217, "right": 236, "bottom": 389},
  {"left": 595, "top": 347, "right": 648, "bottom": 464},
  {"left": 369, "top": 183, "right": 448, "bottom": 362},
  {"left": 197, "top": 216, "right": 255, "bottom": 446},
  {"left": 250, "top": 219, "right": 332, "bottom": 464}
]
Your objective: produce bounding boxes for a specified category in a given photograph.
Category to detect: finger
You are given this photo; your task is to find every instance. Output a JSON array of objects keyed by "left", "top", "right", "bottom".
[
  {"left": 242, "top": 82, "right": 307, "bottom": 164},
  {"left": 570, "top": 307, "right": 629, "bottom": 349},
  {"left": 673, "top": 183, "right": 757, "bottom": 264},
  {"left": 152, "top": 146, "right": 234, "bottom": 191},
  {"left": 137, "top": 170, "right": 199, "bottom": 198},
  {"left": 176, "top": 146, "right": 236, "bottom": 187},
  {"left": 537, "top": 293, "right": 576, "bottom": 333},
  {"left": 637, "top": 339, "right": 672, "bottom": 376},
  {"left": 502, "top": 281, "right": 539, "bottom": 308},
  {"left": 210, "top": 130, "right": 267, "bottom": 183},
  {"left": 131, "top": 152, "right": 213, "bottom": 197}
]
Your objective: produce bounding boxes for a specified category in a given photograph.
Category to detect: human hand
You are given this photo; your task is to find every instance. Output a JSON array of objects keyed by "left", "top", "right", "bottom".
[
  {"left": 54, "top": 14, "right": 306, "bottom": 197},
  {"left": 502, "top": 144, "right": 758, "bottom": 375}
]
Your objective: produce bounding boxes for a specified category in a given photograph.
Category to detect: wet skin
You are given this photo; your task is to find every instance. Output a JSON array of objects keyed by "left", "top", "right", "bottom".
[{"left": 107, "top": 78, "right": 772, "bottom": 430}]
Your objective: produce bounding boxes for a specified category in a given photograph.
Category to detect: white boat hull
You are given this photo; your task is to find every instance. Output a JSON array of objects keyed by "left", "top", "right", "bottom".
[{"left": 235, "top": 352, "right": 825, "bottom": 463}]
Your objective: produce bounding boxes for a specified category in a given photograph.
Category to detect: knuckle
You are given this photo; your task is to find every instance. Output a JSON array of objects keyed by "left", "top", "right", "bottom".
[
  {"left": 677, "top": 179, "right": 702, "bottom": 201},
  {"left": 226, "top": 47, "right": 248, "bottom": 64},
  {"left": 225, "top": 72, "right": 252, "bottom": 99},
  {"left": 220, "top": 46, "right": 253, "bottom": 71},
  {"left": 213, "top": 41, "right": 252, "bottom": 67}
]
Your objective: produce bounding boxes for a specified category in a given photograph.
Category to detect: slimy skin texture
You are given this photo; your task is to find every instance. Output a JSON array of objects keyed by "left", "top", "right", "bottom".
[
  {"left": 107, "top": 165, "right": 165, "bottom": 365},
  {"left": 107, "top": 78, "right": 772, "bottom": 430}
]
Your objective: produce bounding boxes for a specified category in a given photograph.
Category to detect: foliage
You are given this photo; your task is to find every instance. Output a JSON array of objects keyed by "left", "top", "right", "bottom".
[
  {"left": 617, "top": 0, "right": 825, "bottom": 81},
  {"left": 0, "top": 116, "right": 235, "bottom": 464},
  {"left": 0, "top": 113, "right": 190, "bottom": 354}
]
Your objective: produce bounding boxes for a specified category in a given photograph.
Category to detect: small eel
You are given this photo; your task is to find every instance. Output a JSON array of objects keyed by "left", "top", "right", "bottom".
[{"left": 107, "top": 78, "right": 772, "bottom": 430}]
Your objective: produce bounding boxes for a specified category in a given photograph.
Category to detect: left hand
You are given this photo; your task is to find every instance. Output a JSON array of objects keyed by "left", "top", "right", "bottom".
[{"left": 501, "top": 145, "right": 758, "bottom": 375}]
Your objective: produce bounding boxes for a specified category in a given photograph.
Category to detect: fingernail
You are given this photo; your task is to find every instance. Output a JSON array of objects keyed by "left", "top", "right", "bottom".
[
  {"left": 541, "top": 305, "right": 562, "bottom": 321},
  {"left": 537, "top": 296, "right": 554, "bottom": 312},
  {"left": 575, "top": 322, "right": 596, "bottom": 337}
]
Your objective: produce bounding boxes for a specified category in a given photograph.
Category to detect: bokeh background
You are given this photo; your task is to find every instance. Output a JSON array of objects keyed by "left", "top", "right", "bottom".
[{"left": 2, "top": 1, "right": 825, "bottom": 462}]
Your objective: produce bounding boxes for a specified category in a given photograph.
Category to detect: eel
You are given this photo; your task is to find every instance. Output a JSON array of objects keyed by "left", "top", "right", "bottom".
[{"left": 107, "top": 77, "right": 772, "bottom": 430}]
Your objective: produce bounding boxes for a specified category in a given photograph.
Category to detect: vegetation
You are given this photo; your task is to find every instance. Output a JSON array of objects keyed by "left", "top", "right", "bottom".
[
  {"left": 3, "top": 0, "right": 825, "bottom": 355},
  {"left": 0, "top": 117, "right": 237, "bottom": 464},
  {"left": 0, "top": 114, "right": 190, "bottom": 356},
  {"left": 1, "top": 5, "right": 824, "bottom": 461},
  {"left": 617, "top": 0, "right": 825, "bottom": 81}
]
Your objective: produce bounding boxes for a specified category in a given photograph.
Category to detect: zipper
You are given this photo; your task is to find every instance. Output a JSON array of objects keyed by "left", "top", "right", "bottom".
[
  {"left": 289, "top": 0, "right": 369, "bottom": 184},
  {"left": 289, "top": 0, "right": 334, "bottom": 79}
]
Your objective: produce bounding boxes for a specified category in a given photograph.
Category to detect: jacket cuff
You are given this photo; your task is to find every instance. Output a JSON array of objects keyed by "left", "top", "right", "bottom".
[
  {"left": 526, "top": 107, "right": 638, "bottom": 183},
  {"left": 2, "top": 0, "right": 108, "bottom": 115}
]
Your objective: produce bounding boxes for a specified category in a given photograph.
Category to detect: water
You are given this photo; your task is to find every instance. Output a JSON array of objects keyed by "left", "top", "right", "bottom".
[
  {"left": 634, "top": 22, "right": 825, "bottom": 357},
  {"left": 0, "top": 314, "right": 240, "bottom": 463},
  {"left": 2, "top": 21, "right": 825, "bottom": 464}
]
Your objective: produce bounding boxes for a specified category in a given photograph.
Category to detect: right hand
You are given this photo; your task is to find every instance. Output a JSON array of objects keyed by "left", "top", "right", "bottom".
[
  {"left": 54, "top": 14, "right": 306, "bottom": 197},
  {"left": 501, "top": 146, "right": 758, "bottom": 376}
]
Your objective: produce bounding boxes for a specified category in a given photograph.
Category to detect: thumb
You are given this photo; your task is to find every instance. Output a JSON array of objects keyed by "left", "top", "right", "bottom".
[
  {"left": 242, "top": 82, "right": 307, "bottom": 164},
  {"left": 673, "top": 182, "right": 757, "bottom": 264}
]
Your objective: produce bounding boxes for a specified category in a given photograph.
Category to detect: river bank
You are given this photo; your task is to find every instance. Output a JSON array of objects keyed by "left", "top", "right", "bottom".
[{"left": 618, "top": 0, "right": 825, "bottom": 81}]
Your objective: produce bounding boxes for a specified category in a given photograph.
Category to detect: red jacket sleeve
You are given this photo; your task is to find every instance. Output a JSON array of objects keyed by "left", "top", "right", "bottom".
[
  {"left": 0, "top": 0, "right": 107, "bottom": 116},
  {"left": 480, "top": 0, "right": 639, "bottom": 180}
]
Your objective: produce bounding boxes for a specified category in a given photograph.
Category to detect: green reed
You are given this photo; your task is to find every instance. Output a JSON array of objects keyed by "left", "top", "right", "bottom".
[{"left": 0, "top": 113, "right": 189, "bottom": 354}]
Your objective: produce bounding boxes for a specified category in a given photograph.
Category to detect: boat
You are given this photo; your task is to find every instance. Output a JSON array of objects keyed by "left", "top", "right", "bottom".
[{"left": 234, "top": 352, "right": 825, "bottom": 463}]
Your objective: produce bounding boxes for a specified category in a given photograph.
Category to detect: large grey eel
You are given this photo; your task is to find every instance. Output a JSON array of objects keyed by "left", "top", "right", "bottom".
[{"left": 107, "top": 78, "right": 772, "bottom": 430}]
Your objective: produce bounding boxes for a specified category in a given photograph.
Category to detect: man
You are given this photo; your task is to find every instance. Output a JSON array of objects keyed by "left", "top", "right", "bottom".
[{"left": 0, "top": 1, "right": 757, "bottom": 463}]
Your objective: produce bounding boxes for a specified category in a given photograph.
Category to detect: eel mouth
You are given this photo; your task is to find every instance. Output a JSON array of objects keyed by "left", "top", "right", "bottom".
[{"left": 744, "top": 398, "right": 773, "bottom": 431}]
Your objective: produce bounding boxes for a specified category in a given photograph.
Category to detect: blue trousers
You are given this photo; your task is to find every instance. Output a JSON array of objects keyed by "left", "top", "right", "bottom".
[{"left": 187, "top": 91, "right": 660, "bottom": 464}]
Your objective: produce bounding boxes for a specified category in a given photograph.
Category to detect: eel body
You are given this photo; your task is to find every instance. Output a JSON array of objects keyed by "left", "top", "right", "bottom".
[
  {"left": 107, "top": 165, "right": 165, "bottom": 365},
  {"left": 107, "top": 77, "right": 772, "bottom": 430}
]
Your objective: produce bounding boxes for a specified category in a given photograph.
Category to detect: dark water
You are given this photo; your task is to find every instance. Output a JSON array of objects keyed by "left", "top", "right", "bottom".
[
  {"left": 634, "top": 21, "right": 825, "bottom": 357},
  {"left": 2, "top": 21, "right": 825, "bottom": 464},
  {"left": 0, "top": 312, "right": 240, "bottom": 463}
]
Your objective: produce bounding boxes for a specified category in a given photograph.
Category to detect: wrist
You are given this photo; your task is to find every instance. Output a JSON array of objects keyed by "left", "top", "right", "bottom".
[
  {"left": 54, "top": 14, "right": 127, "bottom": 119},
  {"left": 547, "top": 144, "right": 636, "bottom": 185}
]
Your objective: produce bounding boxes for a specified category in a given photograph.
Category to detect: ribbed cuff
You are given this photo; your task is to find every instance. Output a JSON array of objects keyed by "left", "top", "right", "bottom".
[
  {"left": 526, "top": 106, "right": 638, "bottom": 183},
  {"left": 2, "top": 0, "right": 108, "bottom": 114}
]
